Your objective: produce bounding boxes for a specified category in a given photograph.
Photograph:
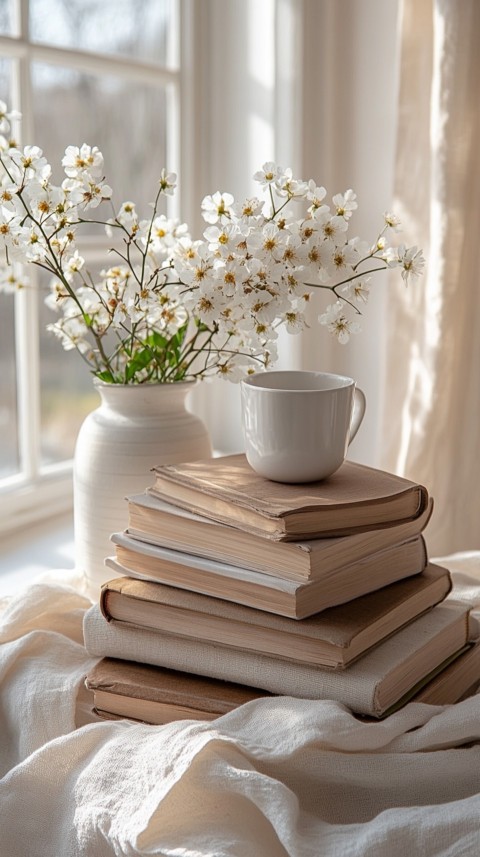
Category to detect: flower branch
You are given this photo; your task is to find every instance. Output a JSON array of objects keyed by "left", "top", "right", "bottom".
[{"left": 0, "top": 104, "right": 425, "bottom": 383}]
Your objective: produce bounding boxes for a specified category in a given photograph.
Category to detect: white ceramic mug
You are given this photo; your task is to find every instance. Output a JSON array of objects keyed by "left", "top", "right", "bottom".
[{"left": 240, "top": 370, "right": 366, "bottom": 483}]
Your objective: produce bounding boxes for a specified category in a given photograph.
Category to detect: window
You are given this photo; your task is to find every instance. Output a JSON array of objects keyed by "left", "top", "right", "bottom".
[
  {"left": 0, "top": 0, "right": 181, "bottom": 533},
  {"left": 0, "top": 0, "right": 399, "bottom": 542}
]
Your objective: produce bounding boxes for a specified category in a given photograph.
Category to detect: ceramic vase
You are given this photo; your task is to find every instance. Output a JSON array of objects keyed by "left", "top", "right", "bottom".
[{"left": 74, "top": 380, "right": 212, "bottom": 599}]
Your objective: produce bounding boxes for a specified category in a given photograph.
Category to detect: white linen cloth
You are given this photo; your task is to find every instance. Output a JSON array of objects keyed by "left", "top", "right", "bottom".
[
  {"left": 1, "top": 556, "right": 480, "bottom": 857},
  {"left": 381, "top": 0, "right": 480, "bottom": 557}
]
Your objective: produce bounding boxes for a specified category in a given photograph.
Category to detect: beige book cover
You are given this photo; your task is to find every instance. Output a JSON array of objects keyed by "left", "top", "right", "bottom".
[
  {"left": 87, "top": 642, "right": 480, "bottom": 727},
  {"left": 86, "top": 657, "right": 268, "bottom": 724},
  {"left": 413, "top": 638, "right": 480, "bottom": 706},
  {"left": 127, "top": 493, "right": 433, "bottom": 581},
  {"left": 87, "top": 644, "right": 480, "bottom": 727},
  {"left": 100, "top": 564, "right": 451, "bottom": 668},
  {"left": 149, "top": 453, "right": 429, "bottom": 540},
  {"left": 108, "top": 532, "right": 428, "bottom": 619},
  {"left": 83, "top": 600, "right": 473, "bottom": 717}
]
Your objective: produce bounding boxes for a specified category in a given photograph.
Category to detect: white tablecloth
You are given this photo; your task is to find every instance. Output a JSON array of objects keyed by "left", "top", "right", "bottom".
[{"left": 1, "top": 554, "right": 480, "bottom": 856}]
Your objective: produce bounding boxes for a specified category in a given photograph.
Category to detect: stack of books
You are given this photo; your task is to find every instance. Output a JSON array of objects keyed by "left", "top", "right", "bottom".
[{"left": 83, "top": 454, "right": 480, "bottom": 723}]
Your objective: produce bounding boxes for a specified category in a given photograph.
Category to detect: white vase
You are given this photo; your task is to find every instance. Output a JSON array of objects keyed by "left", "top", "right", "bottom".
[{"left": 74, "top": 380, "right": 212, "bottom": 600}]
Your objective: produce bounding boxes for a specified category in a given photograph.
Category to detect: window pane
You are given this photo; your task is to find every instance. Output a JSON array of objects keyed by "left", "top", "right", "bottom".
[
  {"left": 29, "top": 0, "right": 177, "bottom": 66},
  {"left": 0, "top": 56, "right": 16, "bottom": 479},
  {"left": 0, "top": 0, "right": 14, "bottom": 36},
  {"left": 31, "top": 64, "right": 169, "bottom": 227},
  {"left": 38, "top": 272, "right": 98, "bottom": 467},
  {"left": 0, "top": 55, "right": 12, "bottom": 108},
  {"left": 0, "top": 293, "right": 19, "bottom": 477},
  {"left": 30, "top": 63, "right": 171, "bottom": 468}
]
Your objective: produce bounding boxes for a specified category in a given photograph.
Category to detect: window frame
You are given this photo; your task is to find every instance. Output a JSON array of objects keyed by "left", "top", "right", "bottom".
[{"left": 0, "top": 0, "right": 188, "bottom": 536}]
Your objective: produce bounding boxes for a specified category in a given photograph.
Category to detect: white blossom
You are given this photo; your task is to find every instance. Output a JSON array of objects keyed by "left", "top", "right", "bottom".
[
  {"left": 47, "top": 315, "right": 91, "bottom": 353},
  {"left": 213, "top": 258, "right": 250, "bottom": 297},
  {"left": 330, "top": 242, "right": 359, "bottom": 275},
  {"left": 9, "top": 146, "right": 51, "bottom": 182},
  {"left": 25, "top": 181, "right": 63, "bottom": 223},
  {"left": 0, "top": 104, "right": 425, "bottom": 380},
  {"left": 203, "top": 221, "right": 242, "bottom": 256},
  {"left": 65, "top": 250, "right": 85, "bottom": 277},
  {"left": 342, "top": 277, "right": 371, "bottom": 304},
  {"left": 397, "top": 244, "right": 426, "bottom": 282},
  {"left": 315, "top": 210, "right": 349, "bottom": 243},
  {"left": 0, "top": 181, "right": 21, "bottom": 212},
  {"left": 77, "top": 176, "right": 112, "bottom": 209},
  {"left": 384, "top": 244, "right": 426, "bottom": 282},
  {"left": 0, "top": 100, "right": 20, "bottom": 135},
  {"left": 247, "top": 221, "right": 286, "bottom": 263},
  {"left": 307, "top": 180, "right": 328, "bottom": 212},
  {"left": 332, "top": 189, "right": 358, "bottom": 220},
  {"left": 275, "top": 167, "right": 309, "bottom": 199},
  {"left": 116, "top": 201, "right": 138, "bottom": 228},
  {"left": 283, "top": 309, "right": 308, "bottom": 334},
  {"left": 216, "top": 355, "right": 254, "bottom": 382},
  {"left": 253, "top": 161, "right": 281, "bottom": 187},
  {"left": 158, "top": 169, "right": 177, "bottom": 196},
  {"left": 62, "top": 144, "right": 104, "bottom": 179},
  {"left": 384, "top": 211, "right": 402, "bottom": 231},
  {"left": 0, "top": 265, "right": 28, "bottom": 292},
  {"left": 201, "top": 191, "right": 234, "bottom": 224},
  {"left": 231, "top": 197, "right": 264, "bottom": 220},
  {"left": 319, "top": 301, "right": 361, "bottom": 344}
]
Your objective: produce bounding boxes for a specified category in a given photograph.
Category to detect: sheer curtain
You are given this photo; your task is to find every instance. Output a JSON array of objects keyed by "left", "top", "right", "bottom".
[
  {"left": 188, "top": 0, "right": 479, "bottom": 554},
  {"left": 380, "top": 0, "right": 480, "bottom": 554},
  {"left": 184, "top": 0, "right": 279, "bottom": 453},
  {"left": 292, "top": 0, "right": 400, "bottom": 467},
  {"left": 188, "top": 0, "right": 400, "bottom": 461}
]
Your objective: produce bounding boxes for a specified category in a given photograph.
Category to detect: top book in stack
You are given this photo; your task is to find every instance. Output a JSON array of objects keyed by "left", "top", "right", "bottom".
[{"left": 149, "top": 453, "right": 429, "bottom": 541}]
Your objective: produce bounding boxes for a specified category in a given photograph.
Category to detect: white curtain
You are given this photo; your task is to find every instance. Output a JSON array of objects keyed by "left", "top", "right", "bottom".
[
  {"left": 380, "top": 0, "right": 480, "bottom": 555},
  {"left": 190, "top": 0, "right": 480, "bottom": 558},
  {"left": 292, "top": 0, "right": 400, "bottom": 467},
  {"left": 185, "top": 0, "right": 279, "bottom": 453},
  {"left": 188, "top": 0, "right": 401, "bottom": 460}
]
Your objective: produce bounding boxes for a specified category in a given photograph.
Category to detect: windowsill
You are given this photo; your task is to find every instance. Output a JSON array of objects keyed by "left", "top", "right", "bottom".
[
  {"left": 0, "top": 514, "right": 75, "bottom": 597},
  {"left": 0, "top": 470, "right": 74, "bottom": 541}
]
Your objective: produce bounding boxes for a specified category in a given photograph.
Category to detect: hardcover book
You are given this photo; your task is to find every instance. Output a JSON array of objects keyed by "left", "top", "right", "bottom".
[
  {"left": 149, "top": 453, "right": 429, "bottom": 541},
  {"left": 85, "top": 657, "right": 268, "bottom": 724},
  {"left": 83, "top": 600, "right": 474, "bottom": 717},
  {"left": 126, "top": 493, "right": 433, "bottom": 582},
  {"left": 86, "top": 641, "right": 480, "bottom": 727},
  {"left": 100, "top": 564, "right": 451, "bottom": 669},
  {"left": 108, "top": 532, "right": 428, "bottom": 619},
  {"left": 413, "top": 638, "right": 480, "bottom": 705}
]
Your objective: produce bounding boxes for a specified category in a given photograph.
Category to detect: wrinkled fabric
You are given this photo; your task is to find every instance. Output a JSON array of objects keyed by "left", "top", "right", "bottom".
[
  {"left": 381, "top": 0, "right": 480, "bottom": 556},
  {"left": 1, "top": 561, "right": 480, "bottom": 856}
]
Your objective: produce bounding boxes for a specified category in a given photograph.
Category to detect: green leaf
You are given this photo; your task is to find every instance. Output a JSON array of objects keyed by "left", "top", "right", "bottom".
[
  {"left": 169, "top": 322, "right": 189, "bottom": 356},
  {"left": 145, "top": 331, "right": 168, "bottom": 350},
  {"left": 195, "top": 319, "right": 210, "bottom": 333},
  {"left": 177, "top": 320, "right": 189, "bottom": 340},
  {"left": 125, "top": 347, "right": 154, "bottom": 381},
  {"left": 95, "top": 370, "right": 115, "bottom": 383}
]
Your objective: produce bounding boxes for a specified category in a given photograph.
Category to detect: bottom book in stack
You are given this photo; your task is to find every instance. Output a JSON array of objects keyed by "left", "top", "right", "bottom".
[
  {"left": 83, "top": 564, "right": 480, "bottom": 720},
  {"left": 86, "top": 642, "right": 480, "bottom": 726}
]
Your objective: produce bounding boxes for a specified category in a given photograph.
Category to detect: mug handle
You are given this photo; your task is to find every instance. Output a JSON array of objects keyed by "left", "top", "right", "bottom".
[{"left": 348, "top": 387, "right": 366, "bottom": 444}]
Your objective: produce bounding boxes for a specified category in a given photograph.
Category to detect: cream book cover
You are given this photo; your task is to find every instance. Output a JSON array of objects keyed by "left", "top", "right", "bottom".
[
  {"left": 149, "top": 453, "right": 429, "bottom": 540},
  {"left": 83, "top": 600, "right": 472, "bottom": 717},
  {"left": 86, "top": 657, "right": 268, "bottom": 724},
  {"left": 126, "top": 493, "right": 433, "bottom": 581},
  {"left": 108, "top": 531, "right": 428, "bottom": 619},
  {"left": 100, "top": 564, "right": 451, "bottom": 668}
]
